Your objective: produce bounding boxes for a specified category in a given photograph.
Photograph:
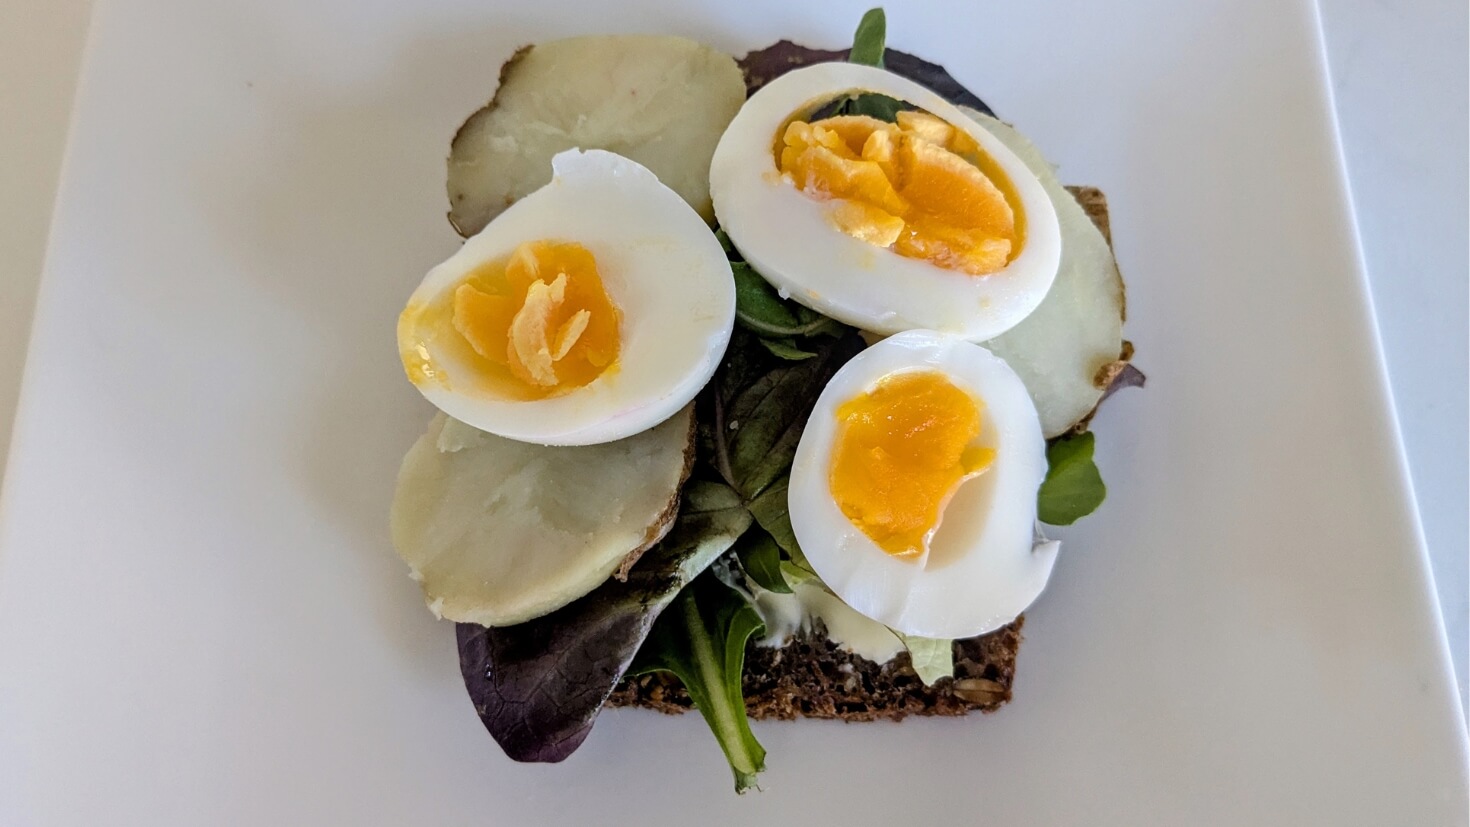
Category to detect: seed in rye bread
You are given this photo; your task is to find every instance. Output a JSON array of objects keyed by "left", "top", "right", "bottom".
[{"left": 951, "top": 678, "right": 1008, "bottom": 704}]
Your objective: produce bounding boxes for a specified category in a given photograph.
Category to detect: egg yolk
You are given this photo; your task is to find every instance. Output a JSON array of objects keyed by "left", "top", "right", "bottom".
[
  {"left": 829, "top": 370, "right": 994, "bottom": 557},
  {"left": 400, "top": 240, "right": 620, "bottom": 399},
  {"left": 776, "top": 110, "right": 1025, "bottom": 275}
]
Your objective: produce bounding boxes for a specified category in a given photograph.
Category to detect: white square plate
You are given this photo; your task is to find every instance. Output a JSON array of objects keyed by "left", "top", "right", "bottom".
[{"left": 1, "top": 0, "right": 1465, "bottom": 823}]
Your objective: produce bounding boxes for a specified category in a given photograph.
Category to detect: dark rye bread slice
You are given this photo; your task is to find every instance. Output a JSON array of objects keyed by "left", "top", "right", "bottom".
[{"left": 609, "top": 187, "right": 1115, "bottom": 722}]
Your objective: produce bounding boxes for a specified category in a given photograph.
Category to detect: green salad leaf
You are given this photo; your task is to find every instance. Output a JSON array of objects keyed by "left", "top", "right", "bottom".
[
  {"left": 705, "top": 327, "right": 859, "bottom": 580},
  {"left": 779, "top": 558, "right": 819, "bottom": 585},
  {"left": 719, "top": 331, "right": 864, "bottom": 500},
  {"left": 731, "top": 262, "right": 800, "bottom": 334},
  {"left": 730, "top": 257, "right": 845, "bottom": 339},
  {"left": 897, "top": 633, "right": 955, "bottom": 686},
  {"left": 745, "top": 473, "right": 800, "bottom": 558},
  {"left": 720, "top": 168, "right": 847, "bottom": 345},
  {"left": 838, "top": 8, "right": 904, "bottom": 121},
  {"left": 734, "top": 526, "right": 791, "bottom": 594},
  {"left": 1037, "top": 431, "right": 1107, "bottom": 525},
  {"left": 845, "top": 93, "right": 903, "bottom": 122},
  {"left": 848, "top": 7, "right": 887, "bottom": 67},
  {"left": 712, "top": 329, "right": 771, "bottom": 404},
  {"left": 629, "top": 572, "right": 768, "bottom": 793},
  {"left": 758, "top": 337, "right": 816, "bottom": 361},
  {"left": 714, "top": 228, "right": 735, "bottom": 254}
]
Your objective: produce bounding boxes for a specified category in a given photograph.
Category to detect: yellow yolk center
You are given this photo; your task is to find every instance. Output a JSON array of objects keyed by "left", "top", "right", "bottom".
[
  {"left": 829, "top": 370, "right": 995, "bottom": 557},
  {"left": 400, "top": 241, "right": 620, "bottom": 399},
  {"left": 777, "top": 110, "right": 1025, "bottom": 276}
]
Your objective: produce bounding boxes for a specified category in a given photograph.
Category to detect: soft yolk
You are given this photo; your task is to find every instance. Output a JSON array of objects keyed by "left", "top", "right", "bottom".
[
  {"left": 776, "top": 110, "right": 1026, "bottom": 276},
  {"left": 829, "top": 370, "right": 995, "bottom": 558},
  {"left": 399, "top": 240, "right": 620, "bottom": 400}
]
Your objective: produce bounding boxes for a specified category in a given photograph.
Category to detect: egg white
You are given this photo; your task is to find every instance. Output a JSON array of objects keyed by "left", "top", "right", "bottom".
[
  {"left": 788, "top": 330, "right": 1058, "bottom": 639},
  {"left": 710, "top": 63, "right": 1061, "bottom": 342},
  {"left": 401, "top": 149, "right": 735, "bottom": 446}
]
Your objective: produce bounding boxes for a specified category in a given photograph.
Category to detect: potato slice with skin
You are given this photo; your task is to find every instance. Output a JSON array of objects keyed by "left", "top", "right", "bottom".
[
  {"left": 969, "top": 109, "right": 1127, "bottom": 437},
  {"left": 391, "top": 406, "right": 695, "bottom": 627},
  {"left": 448, "top": 36, "right": 746, "bottom": 237}
]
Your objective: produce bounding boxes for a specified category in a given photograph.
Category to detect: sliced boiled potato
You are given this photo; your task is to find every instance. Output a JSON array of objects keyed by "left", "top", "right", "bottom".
[
  {"left": 967, "top": 108, "right": 1127, "bottom": 437},
  {"left": 448, "top": 36, "right": 746, "bottom": 237},
  {"left": 391, "top": 406, "right": 695, "bottom": 627}
]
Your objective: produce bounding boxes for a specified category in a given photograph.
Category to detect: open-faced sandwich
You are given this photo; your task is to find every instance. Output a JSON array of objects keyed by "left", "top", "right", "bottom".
[{"left": 393, "top": 9, "right": 1142, "bottom": 792}]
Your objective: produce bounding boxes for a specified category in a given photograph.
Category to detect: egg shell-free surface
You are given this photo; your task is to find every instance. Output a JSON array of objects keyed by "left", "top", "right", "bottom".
[
  {"left": 403, "top": 149, "right": 734, "bottom": 445},
  {"left": 709, "top": 63, "right": 1061, "bottom": 342},
  {"left": 789, "top": 330, "right": 1054, "bottom": 639}
]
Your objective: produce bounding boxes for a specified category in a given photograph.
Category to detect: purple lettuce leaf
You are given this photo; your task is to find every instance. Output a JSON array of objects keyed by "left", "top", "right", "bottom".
[
  {"left": 456, "top": 480, "right": 751, "bottom": 763},
  {"left": 738, "top": 41, "right": 995, "bottom": 115}
]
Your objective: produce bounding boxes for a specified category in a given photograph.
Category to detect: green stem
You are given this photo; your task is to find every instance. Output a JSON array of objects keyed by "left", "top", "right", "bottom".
[{"left": 682, "top": 595, "right": 762, "bottom": 791}]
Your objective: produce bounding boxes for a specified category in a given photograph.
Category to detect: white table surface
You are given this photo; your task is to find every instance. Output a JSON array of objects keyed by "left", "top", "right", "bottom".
[{"left": 1, "top": 0, "right": 1465, "bottom": 723}]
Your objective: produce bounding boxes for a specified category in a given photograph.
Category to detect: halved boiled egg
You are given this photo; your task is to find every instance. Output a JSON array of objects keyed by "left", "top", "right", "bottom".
[
  {"left": 709, "top": 63, "right": 1061, "bottom": 341},
  {"left": 788, "top": 330, "right": 1058, "bottom": 639},
  {"left": 399, "top": 149, "right": 735, "bottom": 445}
]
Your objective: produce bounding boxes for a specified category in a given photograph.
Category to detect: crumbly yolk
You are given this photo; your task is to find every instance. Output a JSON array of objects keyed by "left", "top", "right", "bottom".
[
  {"left": 829, "top": 370, "right": 994, "bottom": 557},
  {"left": 777, "top": 110, "right": 1025, "bottom": 275},
  {"left": 399, "top": 240, "right": 620, "bottom": 400}
]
